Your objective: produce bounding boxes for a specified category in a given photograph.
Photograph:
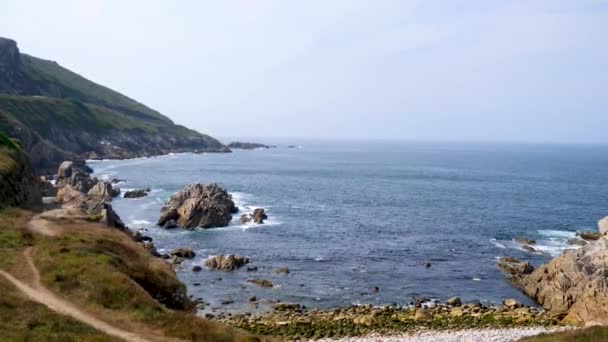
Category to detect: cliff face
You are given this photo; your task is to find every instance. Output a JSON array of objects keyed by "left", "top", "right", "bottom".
[
  {"left": 0, "top": 37, "right": 228, "bottom": 174},
  {"left": 0, "top": 132, "right": 41, "bottom": 208}
]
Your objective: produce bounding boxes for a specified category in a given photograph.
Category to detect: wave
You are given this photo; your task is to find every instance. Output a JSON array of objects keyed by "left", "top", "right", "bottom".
[
  {"left": 228, "top": 191, "right": 281, "bottom": 229},
  {"left": 491, "top": 229, "right": 583, "bottom": 257}
]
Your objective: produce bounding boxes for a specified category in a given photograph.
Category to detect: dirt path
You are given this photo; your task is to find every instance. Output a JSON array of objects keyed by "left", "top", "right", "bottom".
[{"left": 0, "top": 248, "right": 150, "bottom": 342}]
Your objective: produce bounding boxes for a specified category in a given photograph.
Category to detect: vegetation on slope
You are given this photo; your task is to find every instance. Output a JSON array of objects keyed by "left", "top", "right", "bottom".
[
  {"left": 0, "top": 208, "right": 258, "bottom": 341},
  {"left": 519, "top": 326, "right": 608, "bottom": 342},
  {"left": 0, "top": 131, "right": 41, "bottom": 209},
  {"left": 0, "top": 37, "right": 227, "bottom": 173}
]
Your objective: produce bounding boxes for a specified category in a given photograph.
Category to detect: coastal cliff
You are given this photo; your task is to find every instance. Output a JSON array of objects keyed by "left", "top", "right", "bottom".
[{"left": 0, "top": 37, "right": 228, "bottom": 174}]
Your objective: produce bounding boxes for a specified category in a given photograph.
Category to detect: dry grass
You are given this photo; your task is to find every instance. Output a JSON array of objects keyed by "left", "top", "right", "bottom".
[{"left": 0, "top": 208, "right": 261, "bottom": 341}]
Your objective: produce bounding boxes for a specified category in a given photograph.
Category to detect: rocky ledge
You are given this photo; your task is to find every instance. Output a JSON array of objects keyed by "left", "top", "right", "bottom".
[
  {"left": 498, "top": 216, "right": 608, "bottom": 326},
  {"left": 214, "top": 301, "right": 563, "bottom": 339},
  {"left": 227, "top": 142, "right": 273, "bottom": 150},
  {"left": 157, "top": 183, "right": 238, "bottom": 229}
]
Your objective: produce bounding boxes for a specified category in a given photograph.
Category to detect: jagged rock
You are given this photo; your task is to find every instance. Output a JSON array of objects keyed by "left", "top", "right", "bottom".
[
  {"left": 192, "top": 266, "right": 202, "bottom": 272},
  {"left": 522, "top": 245, "right": 536, "bottom": 252},
  {"left": 204, "top": 255, "right": 249, "bottom": 271},
  {"left": 56, "top": 185, "right": 88, "bottom": 209},
  {"left": 171, "top": 248, "right": 195, "bottom": 259},
  {"left": 497, "top": 256, "right": 534, "bottom": 278},
  {"left": 157, "top": 183, "right": 238, "bottom": 229},
  {"left": 567, "top": 238, "right": 587, "bottom": 246},
  {"left": 132, "top": 232, "right": 152, "bottom": 242},
  {"left": 498, "top": 237, "right": 608, "bottom": 325},
  {"left": 578, "top": 231, "right": 601, "bottom": 241},
  {"left": 88, "top": 181, "right": 114, "bottom": 203},
  {"left": 100, "top": 203, "right": 126, "bottom": 230},
  {"left": 514, "top": 236, "right": 536, "bottom": 245},
  {"left": 447, "top": 297, "right": 462, "bottom": 306},
  {"left": 124, "top": 188, "right": 150, "bottom": 199},
  {"left": 252, "top": 208, "right": 268, "bottom": 224},
  {"left": 56, "top": 161, "right": 95, "bottom": 192},
  {"left": 162, "top": 219, "right": 178, "bottom": 229},
  {"left": 142, "top": 241, "right": 160, "bottom": 257},
  {"left": 247, "top": 278, "right": 274, "bottom": 288},
  {"left": 39, "top": 177, "right": 57, "bottom": 197},
  {"left": 240, "top": 214, "right": 251, "bottom": 224}
]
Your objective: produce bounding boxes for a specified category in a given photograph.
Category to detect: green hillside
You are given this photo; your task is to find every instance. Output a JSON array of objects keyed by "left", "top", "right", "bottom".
[{"left": 0, "top": 37, "right": 227, "bottom": 173}]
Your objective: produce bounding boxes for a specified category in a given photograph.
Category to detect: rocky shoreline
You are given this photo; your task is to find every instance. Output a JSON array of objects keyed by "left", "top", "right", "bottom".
[
  {"left": 212, "top": 300, "right": 565, "bottom": 339},
  {"left": 42, "top": 158, "right": 595, "bottom": 340}
]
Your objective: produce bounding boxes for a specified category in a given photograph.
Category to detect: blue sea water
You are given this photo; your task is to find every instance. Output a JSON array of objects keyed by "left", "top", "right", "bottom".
[{"left": 90, "top": 140, "right": 608, "bottom": 313}]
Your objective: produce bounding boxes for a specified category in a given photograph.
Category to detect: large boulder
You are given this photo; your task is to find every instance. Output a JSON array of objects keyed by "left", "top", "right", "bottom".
[
  {"left": 157, "top": 183, "right": 238, "bottom": 229},
  {"left": 204, "top": 255, "right": 249, "bottom": 271},
  {"left": 498, "top": 237, "right": 608, "bottom": 325}
]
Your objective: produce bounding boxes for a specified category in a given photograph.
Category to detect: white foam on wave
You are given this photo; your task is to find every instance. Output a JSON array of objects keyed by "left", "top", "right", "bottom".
[
  {"left": 228, "top": 191, "right": 281, "bottom": 230},
  {"left": 491, "top": 229, "right": 582, "bottom": 257},
  {"left": 538, "top": 229, "right": 577, "bottom": 239},
  {"left": 490, "top": 238, "right": 506, "bottom": 249},
  {"left": 129, "top": 219, "right": 152, "bottom": 227}
]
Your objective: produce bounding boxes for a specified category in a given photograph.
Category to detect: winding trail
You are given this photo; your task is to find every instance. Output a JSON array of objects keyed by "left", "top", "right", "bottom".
[{"left": 0, "top": 247, "right": 150, "bottom": 342}]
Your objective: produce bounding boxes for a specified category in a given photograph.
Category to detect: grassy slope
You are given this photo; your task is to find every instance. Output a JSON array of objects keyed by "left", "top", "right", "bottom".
[
  {"left": 0, "top": 209, "right": 257, "bottom": 342},
  {"left": 21, "top": 54, "right": 170, "bottom": 124},
  {"left": 519, "top": 327, "right": 608, "bottom": 342}
]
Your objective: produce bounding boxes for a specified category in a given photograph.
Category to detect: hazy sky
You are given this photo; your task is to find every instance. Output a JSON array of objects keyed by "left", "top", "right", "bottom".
[{"left": 2, "top": 1, "right": 608, "bottom": 142}]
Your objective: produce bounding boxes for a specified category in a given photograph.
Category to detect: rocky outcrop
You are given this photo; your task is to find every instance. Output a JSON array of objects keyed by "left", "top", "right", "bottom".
[
  {"left": 239, "top": 208, "right": 268, "bottom": 224},
  {"left": 124, "top": 188, "right": 150, "bottom": 198},
  {"left": 55, "top": 160, "right": 119, "bottom": 215},
  {"left": 157, "top": 183, "right": 238, "bottom": 229},
  {"left": 101, "top": 203, "right": 126, "bottom": 230},
  {"left": 204, "top": 255, "right": 250, "bottom": 271},
  {"left": 56, "top": 161, "right": 95, "bottom": 192},
  {"left": 498, "top": 221, "right": 608, "bottom": 326},
  {"left": 227, "top": 142, "right": 271, "bottom": 150},
  {"left": 0, "top": 132, "right": 41, "bottom": 209}
]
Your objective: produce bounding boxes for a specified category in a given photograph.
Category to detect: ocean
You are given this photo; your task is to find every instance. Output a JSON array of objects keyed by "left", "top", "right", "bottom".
[{"left": 89, "top": 140, "right": 608, "bottom": 313}]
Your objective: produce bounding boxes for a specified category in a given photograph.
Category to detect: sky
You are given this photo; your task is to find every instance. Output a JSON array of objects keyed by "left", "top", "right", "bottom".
[{"left": 2, "top": 0, "right": 608, "bottom": 143}]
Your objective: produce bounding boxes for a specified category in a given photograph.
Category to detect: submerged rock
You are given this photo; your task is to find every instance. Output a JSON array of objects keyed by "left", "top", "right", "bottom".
[
  {"left": 567, "top": 238, "right": 587, "bottom": 246},
  {"left": 157, "top": 183, "right": 238, "bottom": 229},
  {"left": 273, "top": 267, "right": 290, "bottom": 275},
  {"left": 514, "top": 236, "right": 536, "bottom": 245},
  {"left": 171, "top": 247, "right": 196, "bottom": 259},
  {"left": 247, "top": 278, "right": 274, "bottom": 288},
  {"left": 205, "top": 255, "right": 249, "bottom": 271}
]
